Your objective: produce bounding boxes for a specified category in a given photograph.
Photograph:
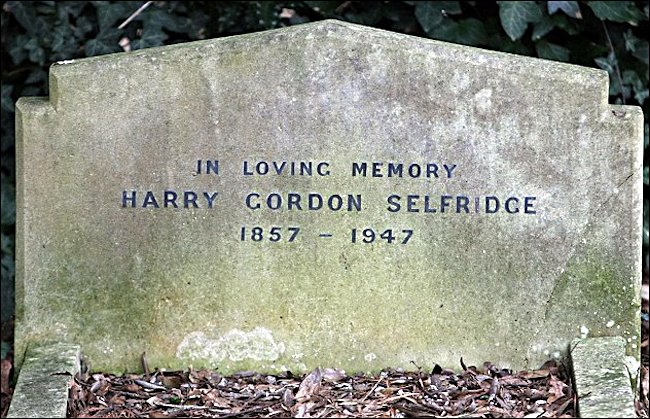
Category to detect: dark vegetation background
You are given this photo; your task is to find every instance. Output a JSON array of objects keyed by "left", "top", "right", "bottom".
[{"left": 0, "top": 0, "right": 648, "bottom": 411}]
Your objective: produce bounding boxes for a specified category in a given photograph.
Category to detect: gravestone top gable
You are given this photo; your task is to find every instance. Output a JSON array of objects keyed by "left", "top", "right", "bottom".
[
  {"left": 16, "top": 19, "right": 643, "bottom": 374},
  {"left": 43, "top": 20, "right": 611, "bottom": 109}
]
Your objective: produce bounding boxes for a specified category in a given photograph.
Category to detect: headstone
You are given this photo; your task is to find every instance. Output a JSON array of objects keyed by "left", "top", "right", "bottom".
[{"left": 16, "top": 20, "right": 643, "bottom": 374}]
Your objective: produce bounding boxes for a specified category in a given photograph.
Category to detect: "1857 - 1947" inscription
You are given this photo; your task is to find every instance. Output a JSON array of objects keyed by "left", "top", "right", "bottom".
[{"left": 240, "top": 226, "right": 414, "bottom": 244}]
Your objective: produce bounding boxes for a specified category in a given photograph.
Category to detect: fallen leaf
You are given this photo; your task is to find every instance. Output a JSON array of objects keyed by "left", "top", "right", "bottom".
[
  {"left": 322, "top": 367, "right": 346, "bottom": 383},
  {"left": 282, "top": 387, "right": 295, "bottom": 407},
  {"left": 295, "top": 367, "right": 322, "bottom": 401},
  {"left": 547, "top": 375, "right": 567, "bottom": 404},
  {"left": 0, "top": 359, "right": 11, "bottom": 395},
  {"left": 108, "top": 394, "right": 125, "bottom": 405},
  {"left": 518, "top": 369, "right": 550, "bottom": 379}
]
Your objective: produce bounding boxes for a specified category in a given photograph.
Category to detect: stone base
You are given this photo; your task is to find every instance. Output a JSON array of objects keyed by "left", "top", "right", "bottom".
[{"left": 6, "top": 339, "right": 639, "bottom": 417}]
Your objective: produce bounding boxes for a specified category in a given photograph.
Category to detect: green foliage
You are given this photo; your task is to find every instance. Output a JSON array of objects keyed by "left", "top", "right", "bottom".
[
  {"left": 0, "top": 175, "right": 14, "bottom": 325},
  {"left": 587, "top": 1, "right": 645, "bottom": 23},
  {"left": 535, "top": 39, "right": 571, "bottom": 61},
  {"left": 498, "top": 1, "right": 544, "bottom": 41},
  {"left": 415, "top": 2, "right": 462, "bottom": 34},
  {"left": 0, "top": 341, "right": 10, "bottom": 359},
  {"left": 547, "top": 1, "right": 582, "bottom": 18},
  {"left": 0, "top": 0, "right": 648, "bottom": 352}
]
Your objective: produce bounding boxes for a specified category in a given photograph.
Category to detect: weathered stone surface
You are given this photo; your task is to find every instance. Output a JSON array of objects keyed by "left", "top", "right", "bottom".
[
  {"left": 571, "top": 337, "right": 637, "bottom": 418},
  {"left": 6, "top": 343, "right": 80, "bottom": 418},
  {"left": 15, "top": 20, "right": 642, "bottom": 374}
]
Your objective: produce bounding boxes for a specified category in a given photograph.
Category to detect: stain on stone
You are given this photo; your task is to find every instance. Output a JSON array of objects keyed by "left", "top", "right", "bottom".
[{"left": 176, "top": 327, "right": 285, "bottom": 364}]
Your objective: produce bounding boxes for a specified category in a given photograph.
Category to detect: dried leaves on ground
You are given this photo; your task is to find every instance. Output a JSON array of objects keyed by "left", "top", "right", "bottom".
[
  {"left": 69, "top": 359, "right": 576, "bottom": 418},
  {"left": 0, "top": 358, "right": 11, "bottom": 418}
]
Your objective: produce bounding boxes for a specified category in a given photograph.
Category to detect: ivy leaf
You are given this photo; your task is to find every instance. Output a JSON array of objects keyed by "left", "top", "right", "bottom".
[
  {"left": 138, "top": 8, "right": 190, "bottom": 32},
  {"left": 304, "top": 1, "right": 343, "bottom": 15},
  {"left": 415, "top": 2, "right": 461, "bottom": 34},
  {"left": 532, "top": 16, "right": 555, "bottom": 40},
  {"left": 633, "top": 84, "right": 648, "bottom": 105},
  {"left": 381, "top": 2, "right": 418, "bottom": 23},
  {"left": 623, "top": 29, "right": 640, "bottom": 51},
  {"left": 415, "top": 2, "right": 444, "bottom": 33},
  {"left": 0, "top": 85, "right": 14, "bottom": 113},
  {"left": 0, "top": 180, "right": 15, "bottom": 226},
  {"left": 257, "top": 1, "right": 277, "bottom": 28},
  {"left": 0, "top": 234, "right": 14, "bottom": 263},
  {"left": 431, "top": 18, "right": 487, "bottom": 46},
  {"left": 73, "top": 15, "right": 95, "bottom": 39},
  {"left": 58, "top": 2, "right": 86, "bottom": 19},
  {"left": 21, "top": 86, "right": 42, "bottom": 96},
  {"left": 345, "top": 6, "right": 383, "bottom": 25},
  {"left": 25, "top": 68, "right": 47, "bottom": 84},
  {"left": 433, "top": 1, "right": 462, "bottom": 15},
  {"left": 85, "top": 38, "right": 114, "bottom": 56},
  {"left": 623, "top": 70, "right": 649, "bottom": 104},
  {"left": 549, "top": 13, "right": 581, "bottom": 34},
  {"left": 498, "top": 1, "right": 543, "bottom": 41},
  {"left": 548, "top": 1, "right": 582, "bottom": 18},
  {"left": 0, "top": 341, "right": 10, "bottom": 359},
  {"left": 594, "top": 52, "right": 628, "bottom": 97},
  {"left": 594, "top": 54, "right": 615, "bottom": 73},
  {"left": 24, "top": 37, "right": 46, "bottom": 65},
  {"left": 94, "top": 2, "right": 134, "bottom": 32},
  {"left": 534, "top": 9, "right": 581, "bottom": 39},
  {"left": 632, "top": 41, "right": 649, "bottom": 65},
  {"left": 131, "top": 27, "right": 168, "bottom": 50},
  {"left": 186, "top": 10, "right": 210, "bottom": 39},
  {"left": 622, "top": 30, "right": 649, "bottom": 64},
  {"left": 51, "top": 23, "right": 77, "bottom": 55},
  {"left": 0, "top": 249, "right": 15, "bottom": 324},
  {"left": 587, "top": 1, "right": 644, "bottom": 23},
  {"left": 7, "top": 34, "right": 29, "bottom": 65},
  {"left": 85, "top": 28, "right": 122, "bottom": 56},
  {"left": 536, "top": 39, "right": 570, "bottom": 61},
  {"left": 6, "top": 1, "right": 46, "bottom": 35},
  {"left": 0, "top": 252, "right": 15, "bottom": 324}
]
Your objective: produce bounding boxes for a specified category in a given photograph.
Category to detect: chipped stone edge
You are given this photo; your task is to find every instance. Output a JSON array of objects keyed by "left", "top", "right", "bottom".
[
  {"left": 7, "top": 342, "right": 80, "bottom": 419},
  {"left": 570, "top": 337, "right": 638, "bottom": 418}
]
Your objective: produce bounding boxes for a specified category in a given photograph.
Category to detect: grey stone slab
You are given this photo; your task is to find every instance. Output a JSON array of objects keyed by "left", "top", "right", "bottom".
[
  {"left": 15, "top": 20, "right": 643, "bottom": 374},
  {"left": 571, "top": 337, "right": 637, "bottom": 418},
  {"left": 7, "top": 343, "right": 80, "bottom": 418}
]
